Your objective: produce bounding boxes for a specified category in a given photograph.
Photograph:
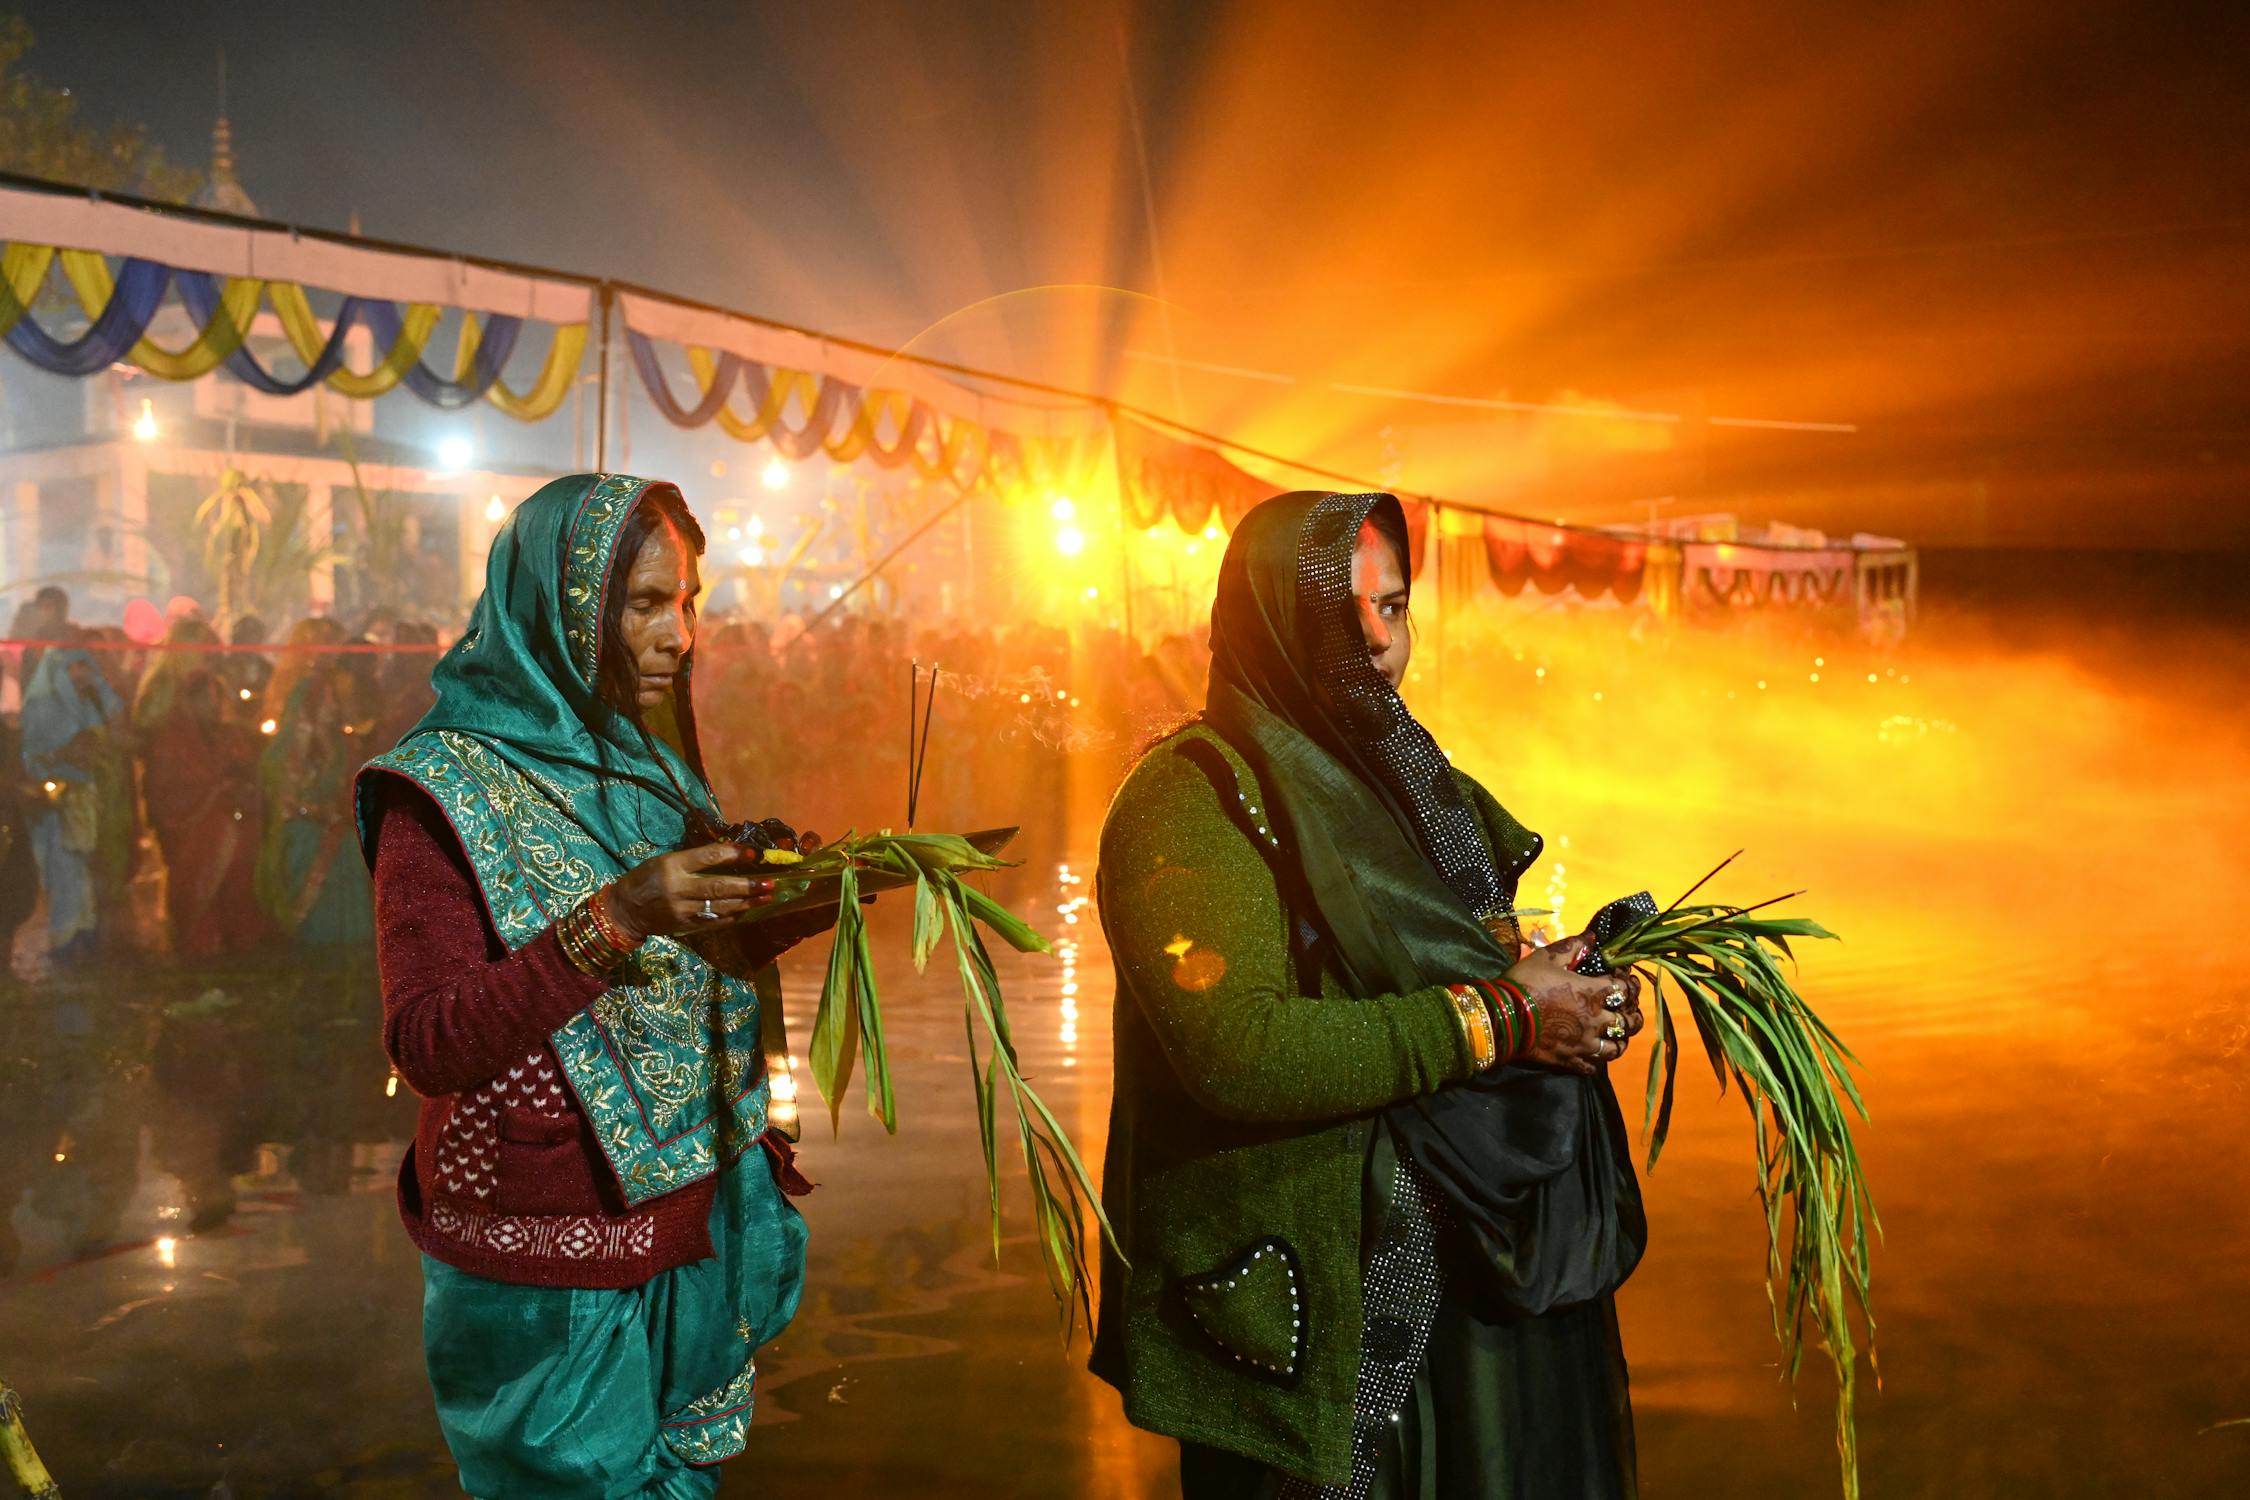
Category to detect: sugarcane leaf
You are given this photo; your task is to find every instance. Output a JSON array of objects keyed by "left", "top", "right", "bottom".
[
  {"left": 810, "top": 900, "right": 862, "bottom": 1136},
  {"left": 911, "top": 864, "right": 941, "bottom": 972},
  {"left": 1648, "top": 996, "right": 1681, "bottom": 1173},
  {"left": 959, "top": 879, "right": 1053, "bottom": 954},
  {"left": 851, "top": 886, "right": 895, "bottom": 1132}
]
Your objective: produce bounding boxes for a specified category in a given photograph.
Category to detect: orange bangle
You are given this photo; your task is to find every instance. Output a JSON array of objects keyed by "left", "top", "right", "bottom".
[{"left": 1445, "top": 984, "right": 1497, "bottom": 1071}]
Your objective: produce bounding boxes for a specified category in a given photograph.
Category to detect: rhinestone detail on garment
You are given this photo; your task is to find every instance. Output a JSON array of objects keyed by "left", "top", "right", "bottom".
[
  {"left": 1297, "top": 492, "right": 1509, "bottom": 921},
  {"left": 1276, "top": 1153, "right": 1452, "bottom": 1500}
]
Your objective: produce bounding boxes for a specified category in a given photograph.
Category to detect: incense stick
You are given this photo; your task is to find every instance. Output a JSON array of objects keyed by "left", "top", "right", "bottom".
[
  {"left": 910, "top": 665, "right": 940, "bottom": 828},
  {"left": 1663, "top": 848, "right": 1744, "bottom": 915},
  {"left": 913, "top": 670, "right": 940, "bottom": 832},
  {"left": 907, "top": 659, "right": 919, "bottom": 826}
]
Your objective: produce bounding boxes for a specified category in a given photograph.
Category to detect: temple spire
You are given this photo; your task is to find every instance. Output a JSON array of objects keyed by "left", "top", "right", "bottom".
[{"left": 196, "top": 50, "right": 258, "bottom": 216}]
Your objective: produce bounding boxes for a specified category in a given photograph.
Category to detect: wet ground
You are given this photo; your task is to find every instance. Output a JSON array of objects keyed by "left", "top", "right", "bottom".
[{"left": 5, "top": 612, "right": 2248, "bottom": 1498}]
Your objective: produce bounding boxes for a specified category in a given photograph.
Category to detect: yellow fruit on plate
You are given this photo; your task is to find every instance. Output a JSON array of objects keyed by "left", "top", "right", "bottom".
[{"left": 757, "top": 848, "right": 805, "bottom": 866}]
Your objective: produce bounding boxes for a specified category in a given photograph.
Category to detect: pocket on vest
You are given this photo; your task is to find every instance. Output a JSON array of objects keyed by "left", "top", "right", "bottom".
[{"left": 1176, "top": 1235, "right": 1307, "bottom": 1387}]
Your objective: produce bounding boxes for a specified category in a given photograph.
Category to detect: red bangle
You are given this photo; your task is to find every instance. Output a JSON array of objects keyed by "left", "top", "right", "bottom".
[
  {"left": 1497, "top": 976, "right": 1538, "bottom": 1053},
  {"left": 589, "top": 885, "right": 642, "bottom": 954}
]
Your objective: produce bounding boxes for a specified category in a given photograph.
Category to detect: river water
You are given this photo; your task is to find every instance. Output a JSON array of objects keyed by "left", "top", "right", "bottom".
[{"left": 4, "top": 608, "right": 2246, "bottom": 1497}]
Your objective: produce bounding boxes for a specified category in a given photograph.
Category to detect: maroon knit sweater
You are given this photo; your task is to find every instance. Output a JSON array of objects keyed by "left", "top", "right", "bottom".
[{"left": 369, "top": 782, "right": 727, "bottom": 1288}]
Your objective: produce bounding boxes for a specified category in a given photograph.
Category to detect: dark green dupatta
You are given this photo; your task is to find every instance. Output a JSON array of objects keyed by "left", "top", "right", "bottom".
[
  {"left": 354, "top": 472, "right": 767, "bottom": 1205},
  {"left": 1202, "top": 491, "right": 1643, "bottom": 1315}
]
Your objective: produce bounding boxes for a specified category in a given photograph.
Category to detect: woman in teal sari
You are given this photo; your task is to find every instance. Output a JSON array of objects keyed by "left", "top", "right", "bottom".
[
  {"left": 356, "top": 473, "right": 831, "bottom": 1499},
  {"left": 19, "top": 644, "right": 123, "bottom": 965}
]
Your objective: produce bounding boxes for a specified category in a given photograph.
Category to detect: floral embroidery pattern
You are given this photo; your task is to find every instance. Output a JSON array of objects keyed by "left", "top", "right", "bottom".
[
  {"left": 560, "top": 472, "right": 646, "bottom": 683},
  {"left": 364, "top": 731, "right": 767, "bottom": 1206},
  {"left": 661, "top": 1359, "right": 759, "bottom": 1465}
]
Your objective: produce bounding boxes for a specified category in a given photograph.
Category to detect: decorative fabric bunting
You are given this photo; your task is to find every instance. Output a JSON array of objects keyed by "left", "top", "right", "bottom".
[
  {"left": 0, "top": 241, "right": 584, "bottom": 418},
  {"left": 627, "top": 328, "right": 1100, "bottom": 497},
  {"left": 1481, "top": 518, "right": 1647, "bottom": 602},
  {"left": 1114, "top": 415, "right": 1432, "bottom": 573}
]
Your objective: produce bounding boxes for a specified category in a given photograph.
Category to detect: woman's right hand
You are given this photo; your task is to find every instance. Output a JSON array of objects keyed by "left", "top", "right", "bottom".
[
  {"left": 607, "top": 843, "right": 777, "bottom": 941},
  {"left": 1504, "top": 935, "right": 1644, "bottom": 1075}
]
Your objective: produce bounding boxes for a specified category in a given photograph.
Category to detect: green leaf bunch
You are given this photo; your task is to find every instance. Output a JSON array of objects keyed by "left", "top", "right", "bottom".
[
  {"left": 1602, "top": 896, "right": 1877, "bottom": 1500},
  {"left": 798, "top": 831, "right": 1121, "bottom": 1335}
]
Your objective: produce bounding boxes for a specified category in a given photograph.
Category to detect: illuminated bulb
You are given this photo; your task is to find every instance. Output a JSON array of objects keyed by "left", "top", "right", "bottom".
[
  {"left": 728, "top": 526, "right": 742, "bottom": 541},
  {"left": 1056, "top": 689, "right": 1069, "bottom": 701},
  {"left": 53, "top": 1152, "right": 64, "bottom": 1163},
  {"left": 1203, "top": 525, "right": 1221, "bottom": 541},
  {"left": 746, "top": 515, "right": 765, "bottom": 539},
  {"left": 1084, "top": 586, "right": 1099, "bottom": 600},
  {"left": 1060, "top": 1023, "right": 1078, "bottom": 1044},
  {"left": 1055, "top": 525, "right": 1086, "bottom": 557},
  {"left": 1815, "top": 656, "right": 1826, "bottom": 667},
  {"left": 436, "top": 436, "right": 473, "bottom": 471},
  {"left": 385, "top": 1074, "right": 399, "bottom": 1098},
  {"left": 1019, "top": 692, "right": 1032, "bottom": 704},
  {"left": 1068, "top": 697, "right": 1079, "bottom": 707},
  {"left": 1534, "top": 667, "right": 1546, "bottom": 679},
  {"left": 827, "top": 584, "right": 844, "bottom": 599},
  {"left": 260, "top": 718, "right": 278, "bottom": 735},
  {"left": 42, "top": 779, "right": 58, "bottom": 793},
  {"left": 238, "top": 688, "right": 252, "bottom": 700},
  {"left": 1184, "top": 542, "right": 1200, "bottom": 557},
  {"left": 1591, "top": 691, "right": 1603, "bottom": 702},
  {"left": 1050, "top": 496, "right": 1076, "bottom": 522},
  {"left": 1867, "top": 673, "right": 1878, "bottom": 683},
  {"left": 484, "top": 494, "right": 506, "bottom": 522},
  {"left": 1061, "top": 981, "right": 1079, "bottom": 996},
  {"left": 739, "top": 546, "right": 765, "bottom": 567},
  {"left": 156, "top": 1236, "right": 178, "bottom": 1269},
  {"left": 1756, "top": 680, "right": 1767, "bottom": 690},
  {"left": 131, "top": 397, "right": 159, "bottom": 442},
  {"left": 1810, "top": 672, "right": 1821, "bottom": 683},
  {"left": 762, "top": 457, "right": 790, "bottom": 489}
]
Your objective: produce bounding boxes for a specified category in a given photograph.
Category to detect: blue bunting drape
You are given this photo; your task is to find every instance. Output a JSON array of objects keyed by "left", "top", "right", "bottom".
[
  {"left": 363, "top": 300, "right": 523, "bottom": 409},
  {"left": 2, "top": 256, "right": 172, "bottom": 376},
  {"left": 176, "top": 271, "right": 367, "bottom": 396}
]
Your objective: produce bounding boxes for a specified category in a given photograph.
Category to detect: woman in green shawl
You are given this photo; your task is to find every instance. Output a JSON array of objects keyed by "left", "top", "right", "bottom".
[
  {"left": 1094, "top": 492, "right": 1647, "bottom": 1498},
  {"left": 356, "top": 474, "right": 833, "bottom": 1499}
]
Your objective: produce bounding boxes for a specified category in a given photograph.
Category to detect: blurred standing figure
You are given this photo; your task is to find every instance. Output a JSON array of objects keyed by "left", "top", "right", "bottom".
[
  {"left": 0, "top": 716, "right": 41, "bottom": 963},
  {"left": 256, "top": 644, "right": 373, "bottom": 947},
  {"left": 135, "top": 619, "right": 267, "bottom": 957},
  {"left": 5, "top": 586, "right": 72, "bottom": 707},
  {"left": 18, "top": 643, "right": 121, "bottom": 966},
  {"left": 219, "top": 613, "right": 274, "bottom": 722},
  {"left": 370, "top": 620, "right": 440, "bottom": 753}
]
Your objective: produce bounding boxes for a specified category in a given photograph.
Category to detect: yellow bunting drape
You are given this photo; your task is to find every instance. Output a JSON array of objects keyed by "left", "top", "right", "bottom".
[
  {"left": 267, "top": 282, "right": 441, "bottom": 399},
  {"left": 458, "top": 312, "right": 588, "bottom": 421}
]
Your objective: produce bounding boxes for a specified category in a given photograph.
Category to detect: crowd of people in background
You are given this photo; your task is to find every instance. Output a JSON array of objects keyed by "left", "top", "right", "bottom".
[{"left": 0, "top": 585, "right": 1213, "bottom": 977}]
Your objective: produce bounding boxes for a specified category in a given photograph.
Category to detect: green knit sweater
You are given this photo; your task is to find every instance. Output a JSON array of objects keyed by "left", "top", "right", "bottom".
[{"left": 1089, "top": 724, "right": 1539, "bottom": 1484}]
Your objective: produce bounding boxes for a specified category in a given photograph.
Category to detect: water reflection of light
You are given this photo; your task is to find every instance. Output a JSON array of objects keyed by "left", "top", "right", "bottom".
[
  {"left": 1056, "top": 866, "right": 1083, "bottom": 1064},
  {"left": 156, "top": 1236, "right": 178, "bottom": 1269}
]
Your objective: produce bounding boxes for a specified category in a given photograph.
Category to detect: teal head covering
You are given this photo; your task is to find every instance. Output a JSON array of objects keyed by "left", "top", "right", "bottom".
[
  {"left": 399, "top": 470, "right": 720, "bottom": 863},
  {"left": 356, "top": 473, "right": 766, "bottom": 1206}
]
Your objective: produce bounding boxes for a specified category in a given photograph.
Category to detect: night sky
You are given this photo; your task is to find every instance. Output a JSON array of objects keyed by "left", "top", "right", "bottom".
[{"left": 11, "top": 0, "right": 2250, "bottom": 546}]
